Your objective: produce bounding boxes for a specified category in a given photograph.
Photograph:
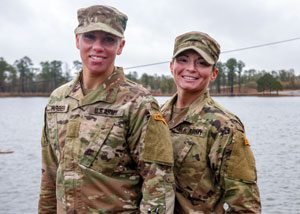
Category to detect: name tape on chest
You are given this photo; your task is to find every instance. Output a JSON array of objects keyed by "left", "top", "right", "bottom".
[{"left": 46, "top": 105, "right": 69, "bottom": 113}]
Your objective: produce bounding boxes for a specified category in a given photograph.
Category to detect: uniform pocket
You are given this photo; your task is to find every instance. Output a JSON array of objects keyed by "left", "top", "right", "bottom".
[
  {"left": 79, "top": 117, "right": 115, "bottom": 168},
  {"left": 172, "top": 134, "right": 212, "bottom": 200},
  {"left": 174, "top": 139, "right": 194, "bottom": 169},
  {"left": 79, "top": 110, "right": 129, "bottom": 176}
]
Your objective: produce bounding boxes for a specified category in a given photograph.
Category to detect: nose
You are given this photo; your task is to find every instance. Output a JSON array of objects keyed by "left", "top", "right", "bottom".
[
  {"left": 186, "top": 61, "right": 197, "bottom": 71},
  {"left": 92, "top": 39, "right": 104, "bottom": 52}
]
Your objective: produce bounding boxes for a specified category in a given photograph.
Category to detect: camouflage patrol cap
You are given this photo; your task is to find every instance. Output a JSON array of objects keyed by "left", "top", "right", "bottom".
[
  {"left": 74, "top": 5, "right": 128, "bottom": 38},
  {"left": 173, "top": 31, "right": 220, "bottom": 65}
]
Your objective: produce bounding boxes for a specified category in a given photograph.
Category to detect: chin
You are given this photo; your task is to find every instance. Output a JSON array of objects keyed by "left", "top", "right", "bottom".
[{"left": 88, "top": 65, "right": 106, "bottom": 73}]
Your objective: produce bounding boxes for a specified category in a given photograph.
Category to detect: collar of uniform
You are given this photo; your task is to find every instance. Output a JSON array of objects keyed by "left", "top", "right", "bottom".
[
  {"left": 66, "top": 67, "right": 125, "bottom": 106},
  {"left": 162, "top": 90, "right": 210, "bottom": 128},
  {"left": 64, "top": 72, "right": 84, "bottom": 100},
  {"left": 185, "top": 90, "right": 210, "bottom": 123},
  {"left": 161, "top": 93, "right": 189, "bottom": 129},
  {"left": 161, "top": 93, "right": 178, "bottom": 123}
]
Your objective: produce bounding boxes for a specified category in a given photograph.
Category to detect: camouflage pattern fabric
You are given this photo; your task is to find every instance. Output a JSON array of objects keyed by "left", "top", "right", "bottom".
[
  {"left": 161, "top": 91, "right": 261, "bottom": 214},
  {"left": 172, "top": 31, "right": 220, "bottom": 65},
  {"left": 75, "top": 5, "right": 128, "bottom": 38},
  {"left": 38, "top": 67, "right": 175, "bottom": 214}
]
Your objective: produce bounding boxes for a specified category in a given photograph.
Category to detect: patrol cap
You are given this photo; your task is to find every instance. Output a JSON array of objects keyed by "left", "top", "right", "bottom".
[
  {"left": 74, "top": 5, "right": 128, "bottom": 38},
  {"left": 172, "top": 31, "right": 220, "bottom": 65}
]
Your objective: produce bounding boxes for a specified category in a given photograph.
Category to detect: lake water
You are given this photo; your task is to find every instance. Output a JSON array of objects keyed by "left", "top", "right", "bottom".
[{"left": 0, "top": 96, "right": 300, "bottom": 213}]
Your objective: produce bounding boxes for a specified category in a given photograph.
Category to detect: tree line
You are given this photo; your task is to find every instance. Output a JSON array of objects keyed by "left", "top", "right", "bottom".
[
  {"left": 211, "top": 58, "right": 300, "bottom": 95},
  {"left": 0, "top": 56, "right": 299, "bottom": 96},
  {"left": 0, "top": 56, "right": 75, "bottom": 94}
]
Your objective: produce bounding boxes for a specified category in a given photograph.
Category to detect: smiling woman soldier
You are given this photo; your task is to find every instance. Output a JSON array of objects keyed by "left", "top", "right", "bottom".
[
  {"left": 38, "top": 5, "right": 175, "bottom": 214},
  {"left": 161, "top": 31, "right": 261, "bottom": 213}
]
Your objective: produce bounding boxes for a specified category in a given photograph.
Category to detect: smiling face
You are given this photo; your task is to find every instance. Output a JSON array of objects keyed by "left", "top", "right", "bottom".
[
  {"left": 170, "top": 49, "right": 218, "bottom": 95},
  {"left": 76, "top": 30, "right": 125, "bottom": 79}
]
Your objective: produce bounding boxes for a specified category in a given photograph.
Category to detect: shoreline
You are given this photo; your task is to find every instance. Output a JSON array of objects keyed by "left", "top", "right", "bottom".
[{"left": 1, "top": 91, "right": 300, "bottom": 97}]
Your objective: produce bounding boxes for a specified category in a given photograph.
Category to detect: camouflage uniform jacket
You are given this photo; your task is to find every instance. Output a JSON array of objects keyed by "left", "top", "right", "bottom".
[
  {"left": 38, "top": 67, "right": 175, "bottom": 214},
  {"left": 161, "top": 91, "right": 261, "bottom": 214}
]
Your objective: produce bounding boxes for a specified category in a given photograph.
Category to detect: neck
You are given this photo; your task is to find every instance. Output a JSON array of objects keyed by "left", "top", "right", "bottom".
[
  {"left": 176, "top": 89, "right": 207, "bottom": 108},
  {"left": 81, "top": 65, "right": 114, "bottom": 90}
]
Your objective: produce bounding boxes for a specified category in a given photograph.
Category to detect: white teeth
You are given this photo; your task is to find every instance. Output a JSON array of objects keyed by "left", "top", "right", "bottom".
[
  {"left": 183, "top": 76, "right": 197, "bottom": 80},
  {"left": 91, "top": 56, "right": 104, "bottom": 60}
]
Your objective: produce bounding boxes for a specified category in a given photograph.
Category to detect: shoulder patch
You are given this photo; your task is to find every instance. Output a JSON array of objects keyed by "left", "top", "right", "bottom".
[
  {"left": 153, "top": 113, "right": 167, "bottom": 125},
  {"left": 141, "top": 113, "right": 174, "bottom": 166},
  {"left": 244, "top": 138, "right": 250, "bottom": 146},
  {"left": 226, "top": 131, "right": 256, "bottom": 182}
]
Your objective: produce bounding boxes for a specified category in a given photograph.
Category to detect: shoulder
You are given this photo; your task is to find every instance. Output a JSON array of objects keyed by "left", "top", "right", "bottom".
[
  {"left": 48, "top": 80, "right": 74, "bottom": 101},
  {"left": 120, "top": 78, "right": 151, "bottom": 96},
  {"left": 205, "top": 100, "right": 257, "bottom": 182},
  {"left": 202, "top": 98, "right": 244, "bottom": 133},
  {"left": 118, "top": 78, "right": 160, "bottom": 111},
  {"left": 46, "top": 77, "right": 78, "bottom": 107}
]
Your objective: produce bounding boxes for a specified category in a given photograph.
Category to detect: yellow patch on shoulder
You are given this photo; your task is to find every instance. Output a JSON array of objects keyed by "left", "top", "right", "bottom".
[
  {"left": 141, "top": 113, "right": 174, "bottom": 166},
  {"left": 226, "top": 131, "right": 257, "bottom": 182},
  {"left": 153, "top": 113, "right": 167, "bottom": 125},
  {"left": 244, "top": 138, "right": 250, "bottom": 146}
]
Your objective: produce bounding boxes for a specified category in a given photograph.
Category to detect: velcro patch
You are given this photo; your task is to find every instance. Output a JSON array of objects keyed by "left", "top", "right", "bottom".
[
  {"left": 226, "top": 131, "right": 256, "bottom": 182},
  {"left": 142, "top": 113, "right": 174, "bottom": 166},
  {"left": 66, "top": 120, "right": 81, "bottom": 138}
]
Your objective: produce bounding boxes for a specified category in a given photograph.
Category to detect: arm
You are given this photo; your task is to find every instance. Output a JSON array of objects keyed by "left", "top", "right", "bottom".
[
  {"left": 38, "top": 113, "right": 58, "bottom": 213},
  {"left": 219, "top": 129, "right": 261, "bottom": 213},
  {"left": 139, "top": 162, "right": 175, "bottom": 214},
  {"left": 127, "top": 96, "right": 175, "bottom": 214}
]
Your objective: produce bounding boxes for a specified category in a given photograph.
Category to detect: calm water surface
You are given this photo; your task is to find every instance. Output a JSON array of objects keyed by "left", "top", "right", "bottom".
[{"left": 0, "top": 96, "right": 300, "bottom": 213}]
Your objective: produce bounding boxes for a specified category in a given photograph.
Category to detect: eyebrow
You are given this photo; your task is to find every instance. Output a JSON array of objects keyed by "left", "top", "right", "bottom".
[
  {"left": 176, "top": 53, "right": 188, "bottom": 58},
  {"left": 177, "top": 54, "right": 204, "bottom": 60}
]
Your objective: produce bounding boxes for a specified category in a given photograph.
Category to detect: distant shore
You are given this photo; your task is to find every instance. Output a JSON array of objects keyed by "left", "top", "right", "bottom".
[
  {"left": 1, "top": 90, "right": 300, "bottom": 97},
  {"left": 0, "top": 92, "right": 50, "bottom": 97}
]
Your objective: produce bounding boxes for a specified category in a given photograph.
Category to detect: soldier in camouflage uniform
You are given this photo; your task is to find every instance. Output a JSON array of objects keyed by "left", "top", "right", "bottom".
[
  {"left": 161, "top": 31, "right": 261, "bottom": 213},
  {"left": 38, "top": 5, "right": 175, "bottom": 213}
]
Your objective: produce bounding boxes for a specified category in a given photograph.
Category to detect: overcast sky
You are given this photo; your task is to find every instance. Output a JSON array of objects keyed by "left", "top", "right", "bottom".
[{"left": 1, "top": 0, "right": 300, "bottom": 76}]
